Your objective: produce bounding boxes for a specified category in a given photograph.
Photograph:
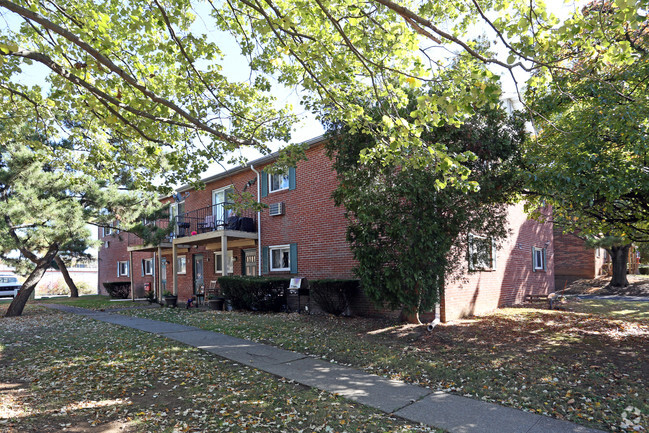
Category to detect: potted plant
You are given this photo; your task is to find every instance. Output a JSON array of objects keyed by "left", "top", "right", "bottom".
[
  {"left": 163, "top": 290, "right": 178, "bottom": 308},
  {"left": 207, "top": 294, "right": 225, "bottom": 311}
]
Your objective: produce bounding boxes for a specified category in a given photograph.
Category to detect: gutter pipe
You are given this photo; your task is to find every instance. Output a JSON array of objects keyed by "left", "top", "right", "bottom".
[{"left": 250, "top": 165, "right": 262, "bottom": 276}]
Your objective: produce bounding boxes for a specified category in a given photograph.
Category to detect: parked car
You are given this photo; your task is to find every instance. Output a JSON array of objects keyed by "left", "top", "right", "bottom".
[{"left": 0, "top": 273, "right": 21, "bottom": 298}]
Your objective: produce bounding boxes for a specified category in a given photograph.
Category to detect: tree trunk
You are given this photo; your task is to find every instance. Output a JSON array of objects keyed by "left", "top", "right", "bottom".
[
  {"left": 608, "top": 244, "right": 630, "bottom": 288},
  {"left": 55, "top": 256, "right": 79, "bottom": 298},
  {"left": 5, "top": 248, "right": 58, "bottom": 317},
  {"left": 399, "top": 308, "right": 422, "bottom": 324}
]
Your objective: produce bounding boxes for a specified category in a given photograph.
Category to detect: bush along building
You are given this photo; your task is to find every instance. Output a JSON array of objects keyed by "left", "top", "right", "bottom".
[{"left": 98, "top": 136, "right": 554, "bottom": 321}]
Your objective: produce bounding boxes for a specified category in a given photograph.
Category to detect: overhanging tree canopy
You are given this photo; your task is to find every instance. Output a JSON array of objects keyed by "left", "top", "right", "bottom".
[{"left": 1, "top": 0, "right": 644, "bottom": 188}]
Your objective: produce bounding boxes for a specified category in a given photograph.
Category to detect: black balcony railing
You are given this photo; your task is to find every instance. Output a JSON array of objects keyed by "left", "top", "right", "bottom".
[
  {"left": 174, "top": 203, "right": 257, "bottom": 238},
  {"left": 127, "top": 218, "right": 172, "bottom": 247},
  {"left": 127, "top": 203, "right": 257, "bottom": 247}
]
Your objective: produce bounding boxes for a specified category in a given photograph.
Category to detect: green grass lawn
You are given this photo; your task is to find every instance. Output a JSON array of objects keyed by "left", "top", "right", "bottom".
[
  {"left": 568, "top": 299, "right": 649, "bottom": 321},
  {"left": 0, "top": 305, "right": 439, "bottom": 433},
  {"left": 115, "top": 299, "right": 648, "bottom": 433},
  {"left": 33, "top": 294, "right": 143, "bottom": 310}
]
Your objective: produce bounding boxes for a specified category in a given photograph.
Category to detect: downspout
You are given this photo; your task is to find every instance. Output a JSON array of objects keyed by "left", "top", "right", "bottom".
[{"left": 250, "top": 164, "right": 262, "bottom": 276}]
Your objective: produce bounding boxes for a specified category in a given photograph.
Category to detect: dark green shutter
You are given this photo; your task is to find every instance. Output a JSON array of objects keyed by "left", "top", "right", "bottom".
[
  {"left": 141, "top": 260, "right": 145, "bottom": 277},
  {"left": 261, "top": 171, "right": 268, "bottom": 198},
  {"left": 262, "top": 246, "right": 269, "bottom": 274},
  {"left": 289, "top": 243, "right": 298, "bottom": 274},
  {"left": 542, "top": 248, "right": 547, "bottom": 271},
  {"left": 532, "top": 247, "right": 536, "bottom": 272},
  {"left": 288, "top": 167, "right": 296, "bottom": 190}
]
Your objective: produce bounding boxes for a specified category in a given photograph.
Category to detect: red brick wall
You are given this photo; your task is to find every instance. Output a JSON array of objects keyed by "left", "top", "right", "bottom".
[
  {"left": 97, "top": 139, "right": 555, "bottom": 320},
  {"left": 258, "top": 142, "right": 355, "bottom": 280},
  {"left": 442, "top": 203, "right": 555, "bottom": 321},
  {"left": 553, "top": 228, "right": 598, "bottom": 289},
  {"left": 97, "top": 229, "right": 130, "bottom": 296}
]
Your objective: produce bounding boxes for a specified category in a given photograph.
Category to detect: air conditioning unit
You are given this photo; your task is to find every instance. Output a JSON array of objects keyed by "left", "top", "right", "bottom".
[{"left": 269, "top": 202, "right": 285, "bottom": 216}]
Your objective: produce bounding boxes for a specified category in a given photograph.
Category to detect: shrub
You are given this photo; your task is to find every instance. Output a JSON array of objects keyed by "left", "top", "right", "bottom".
[
  {"left": 37, "top": 278, "right": 68, "bottom": 296},
  {"left": 309, "top": 279, "right": 360, "bottom": 315},
  {"left": 219, "top": 276, "right": 290, "bottom": 312},
  {"left": 639, "top": 266, "right": 649, "bottom": 275},
  {"left": 103, "top": 282, "right": 131, "bottom": 299},
  {"left": 76, "top": 281, "right": 96, "bottom": 295}
]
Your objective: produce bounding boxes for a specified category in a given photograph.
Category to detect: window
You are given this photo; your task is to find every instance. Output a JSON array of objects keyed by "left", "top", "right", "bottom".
[
  {"left": 468, "top": 234, "right": 496, "bottom": 271},
  {"left": 117, "top": 261, "right": 129, "bottom": 277},
  {"left": 103, "top": 227, "right": 112, "bottom": 237},
  {"left": 270, "top": 245, "right": 290, "bottom": 271},
  {"left": 212, "top": 186, "right": 234, "bottom": 224},
  {"left": 262, "top": 167, "right": 295, "bottom": 197},
  {"left": 177, "top": 256, "right": 186, "bottom": 274},
  {"left": 169, "top": 201, "right": 188, "bottom": 237},
  {"left": 533, "top": 247, "right": 546, "bottom": 271},
  {"left": 269, "top": 171, "right": 289, "bottom": 193},
  {"left": 142, "top": 258, "right": 153, "bottom": 276},
  {"left": 104, "top": 241, "right": 110, "bottom": 249},
  {"left": 214, "top": 250, "right": 234, "bottom": 275}
]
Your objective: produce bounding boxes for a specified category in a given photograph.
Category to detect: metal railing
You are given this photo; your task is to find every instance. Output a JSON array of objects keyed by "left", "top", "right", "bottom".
[
  {"left": 173, "top": 203, "right": 257, "bottom": 237},
  {"left": 127, "top": 219, "right": 172, "bottom": 247},
  {"left": 127, "top": 203, "right": 257, "bottom": 247}
]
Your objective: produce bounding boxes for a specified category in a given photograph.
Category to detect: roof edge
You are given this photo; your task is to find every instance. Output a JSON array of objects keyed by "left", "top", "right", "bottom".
[{"left": 172, "top": 134, "right": 327, "bottom": 195}]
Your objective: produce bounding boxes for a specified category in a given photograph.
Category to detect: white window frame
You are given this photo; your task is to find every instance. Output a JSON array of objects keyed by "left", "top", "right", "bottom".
[
  {"left": 212, "top": 185, "right": 234, "bottom": 222},
  {"left": 104, "top": 241, "right": 110, "bottom": 249},
  {"left": 143, "top": 258, "right": 154, "bottom": 276},
  {"left": 268, "top": 171, "right": 289, "bottom": 193},
  {"left": 117, "top": 261, "right": 129, "bottom": 277},
  {"left": 177, "top": 256, "right": 187, "bottom": 275},
  {"left": 214, "top": 250, "right": 234, "bottom": 275},
  {"left": 468, "top": 234, "right": 496, "bottom": 271},
  {"left": 103, "top": 227, "right": 112, "bottom": 237},
  {"left": 533, "top": 247, "right": 546, "bottom": 271},
  {"left": 269, "top": 245, "right": 291, "bottom": 271}
]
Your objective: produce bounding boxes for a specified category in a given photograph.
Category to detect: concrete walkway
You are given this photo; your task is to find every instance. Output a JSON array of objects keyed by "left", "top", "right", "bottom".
[{"left": 45, "top": 305, "right": 606, "bottom": 433}]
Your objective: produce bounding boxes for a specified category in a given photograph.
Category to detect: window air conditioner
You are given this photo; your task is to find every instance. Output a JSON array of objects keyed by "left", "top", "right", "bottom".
[{"left": 269, "top": 202, "right": 285, "bottom": 216}]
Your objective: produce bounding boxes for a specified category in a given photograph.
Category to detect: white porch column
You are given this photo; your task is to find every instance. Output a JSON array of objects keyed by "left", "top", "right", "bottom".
[
  {"left": 129, "top": 251, "right": 134, "bottom": 301},
  {"left": 152, "top": 251, "right": 157, "bottom": 299},
  {"left": 221, "top": 233, "right": 228, "bottom": 275},
  {"left": 157, "top": 246, "right": 163, "bottom": 299},
  {"left": 172, "top": 243, "right": 178, "bottom": 295}
]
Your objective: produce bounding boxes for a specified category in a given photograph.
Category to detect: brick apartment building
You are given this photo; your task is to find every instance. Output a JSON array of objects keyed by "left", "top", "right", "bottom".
[{"left": 98, "top": 136, "right": 554, "bottom": 321}]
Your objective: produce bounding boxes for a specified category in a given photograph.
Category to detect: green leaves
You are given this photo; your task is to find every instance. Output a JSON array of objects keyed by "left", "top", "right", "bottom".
[{"left": 327, "top": 94, "right": 526, "bottom": 317}]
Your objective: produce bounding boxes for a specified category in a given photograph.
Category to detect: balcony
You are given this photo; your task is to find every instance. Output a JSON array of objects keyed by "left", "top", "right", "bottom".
[
  {"left": 127, "top": 203, "right": 257, "bottom": 251},
  {"left": 173, "top": 203, "right": 257, "bottom": 238},
  {"left": 127, "top": 219, "right": 173, "bottom": 250}
]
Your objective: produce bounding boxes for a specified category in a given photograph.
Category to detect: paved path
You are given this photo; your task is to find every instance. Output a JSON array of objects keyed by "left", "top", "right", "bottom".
[{"left": 45, "top": 305, "right": 606, "bottom": 433}]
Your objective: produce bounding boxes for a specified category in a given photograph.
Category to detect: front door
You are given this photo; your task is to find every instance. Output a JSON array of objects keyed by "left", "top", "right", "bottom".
[
  {"left": 243, "top": 249, "right": 257, "bottom": 276},
  {"left": 193, "top": 254, "right": 204, "bottom": 295},
  {"left": 160, "top": 259, "right": 167, "bottom": 297}
]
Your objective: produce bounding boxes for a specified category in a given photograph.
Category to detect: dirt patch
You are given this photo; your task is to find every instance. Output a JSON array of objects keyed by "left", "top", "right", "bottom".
[{"left": 561, "top": 275, "right": 649, "bottom": 297}]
